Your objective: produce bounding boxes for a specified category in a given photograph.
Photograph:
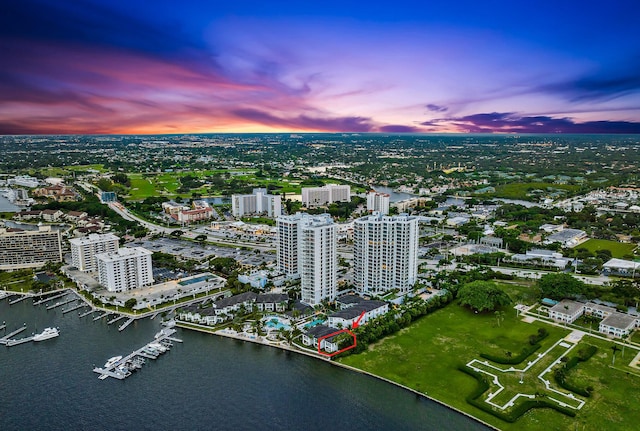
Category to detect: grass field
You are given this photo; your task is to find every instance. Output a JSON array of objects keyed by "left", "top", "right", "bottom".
[
  {"left": 579, "top": 239, "right": 637, "bottom": 259},
  {"left": 492, "top": 182, "right": 580, "bottom": 200},
  {"left": 339, "top": 299, "right": 640, "bottom": 430}
]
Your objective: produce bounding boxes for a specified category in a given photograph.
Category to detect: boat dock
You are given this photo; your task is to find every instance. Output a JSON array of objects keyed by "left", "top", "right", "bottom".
[
  {"left": 118, "top": 318, "right": 135, "bottom": 332},
  {"left": 9, "top": 295, "right": 29, "bottom": 305},
  {"left": 33, "top": 292, "right": 67, "bottom": 306},
  {"left": 6, "top": 336, "right": 34, "bottom": 346},
  {"left": 107, "top": 314, "right": 126, "bottom": 325},
  {"left": 46, "top": 297, "right": 76, "bottom": 310},
  {"left": 93, "top": 327, "right": 179, "bottom": 380},
  {"left": 0, "top": 325, "right": 27, "bottom": 345},
  {"left": 79, "top": 309, "right": 96, "bottom": 318},
  {"left": 63, "top": 303, "right": 86, "bottom": 314},
  {"left": 93, "top": 312, "right": 111, "bottom": 321}
]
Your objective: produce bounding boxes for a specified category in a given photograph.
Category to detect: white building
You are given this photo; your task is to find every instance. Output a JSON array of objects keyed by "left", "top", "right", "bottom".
[
  {"left": 353, "top": 212, "right": 419, "bottom": 295},
  {"left": 232, "top": 188, "right": 282, "bottom": 218},
  {"left": 276, "top": 213, "right": 304, "bottom": 277},
  {"left": 69, "top": 233, "right": 119, "bottom": 272},
  {"left": 366, "top": 191, "right": 390, "bottom": 215},
  {"left": 8, "top": 175, "right": 39, "bottom": 188},
  {"left": 300, "top": 214, "right": 337, "bottom": 305},
  {"left": 0, "top": 226, "right": 62, "bottom": 270},
  {"left": 301, "top": 184, "right": 350, "bottom": 207},
  {"left": 96, "top": 247, "right": 153, "bottom": 292}
]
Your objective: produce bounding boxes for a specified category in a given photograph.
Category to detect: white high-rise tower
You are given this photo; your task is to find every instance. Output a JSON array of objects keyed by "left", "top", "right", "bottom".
[
  {"left": 353, "top": 212, "right": 419, "bottom": 295},
  {"left": 277, "top": 213, "right": 337, "bottom": 305}
]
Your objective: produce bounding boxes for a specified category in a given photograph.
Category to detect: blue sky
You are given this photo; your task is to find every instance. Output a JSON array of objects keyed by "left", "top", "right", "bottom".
[{"left": 1, "top": 0, "right": 639, "bottom": 134}]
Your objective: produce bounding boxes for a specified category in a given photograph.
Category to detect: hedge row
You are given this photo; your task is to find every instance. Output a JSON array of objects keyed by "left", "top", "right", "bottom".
[
  {"left": 480, "top": 343, "right": 542, "bottom": 365},
  {"left": 479, "top": 329, "right": 549, "bottom": 365},
  {"left": 554, "top": 345, "right": 598, "bottom": 397},
  {"left": 458, "top": 365, "right": 577, "bottom": 422}
]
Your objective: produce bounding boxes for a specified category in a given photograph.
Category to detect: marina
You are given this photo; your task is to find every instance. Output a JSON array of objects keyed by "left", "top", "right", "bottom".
[
  {"left": 0, "top": 325, "right": 27, "bottom": 344},
  {"left": 46, "top": 297, "right": 76, "bottom": 310},
  {"left": 107, "top": 314, "right": 126, "bottom": 325},
  {"left": 118, "top": 318, "right": 135, "bottom": 332},
  {"left": 93, "top": 326, "right": 180, "bottom": 380},
  {"left": 63, "top": 303, "right": 87, "bottom": 314},
  {"left": 8, "top": 295, "right": 29, "bottom": 305},
  {"left": 33, "top": 291, "right": 68, "bottom": 305},
  {"left": 93, "top": 311, "right": 112, "bottom": 321},
  {"left": 79, "top": 309, "right": 96, "bottom": 318}
]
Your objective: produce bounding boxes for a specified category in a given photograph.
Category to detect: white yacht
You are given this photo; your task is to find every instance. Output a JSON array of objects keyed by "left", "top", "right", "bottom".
[
  {"left": 33, "top": 327, "right": 59, "bottom": 342},
  {"left": 104, "top": 355, "right": 123, "bottom": 368}
]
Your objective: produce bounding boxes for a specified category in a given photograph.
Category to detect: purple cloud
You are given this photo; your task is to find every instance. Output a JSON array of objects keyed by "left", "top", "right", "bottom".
[
  {"left": 232, "top": 108, "right": 375, "bottom": 132},
  {"left": 422, "top": 112, "right": 640, "bottom": 133},
  {"left": 426, "top": 104, "right": 448, "bottom": 112},
  {"left": 378, "top": 124, "right": 420, "bottom": 133}
]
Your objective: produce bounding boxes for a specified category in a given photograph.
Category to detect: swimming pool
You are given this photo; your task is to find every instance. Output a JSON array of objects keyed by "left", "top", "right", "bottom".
[
  {"left": 304, "top": 318, "right": 325, "bottom": 329},
  {"left": 262, "top": 316, "right": 291, "bottom": 331}
]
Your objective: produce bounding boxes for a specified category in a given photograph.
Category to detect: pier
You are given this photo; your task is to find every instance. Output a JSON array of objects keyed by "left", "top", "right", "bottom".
[
  {"left": 79, "top": 309, "right": 96, "bottom": 318},
  {"left": 107, "top": 314, "right": 126, "bottom": 325},
  {"left": 93, "top": 327, "right": 179, "bottom": 380},
  {"left": 0, "top": 291, "right": 14, "bottom": 300},
  {"left": 6, "top": 336, "right": 34, "bottom": 346},
  {"left": 63, "top": 303, "right": 86, "bottom": 314},
  {"left": 9, "top": 295, "right": 29, "bottom": 305},
  {"left": 0, "top": 325, "right": 27, "bottom": 345},
  {"left": 93, "top": 312, "right": 111, "bottom": 321},
  {"left": 46, "top": 297, "right": 76, "bottom": 310},
  {"left": 118, "top": 318, "right": 135, "bottom": 332},
  {"left": 33, "top": 292, "right": 67, "bottom": 306}
]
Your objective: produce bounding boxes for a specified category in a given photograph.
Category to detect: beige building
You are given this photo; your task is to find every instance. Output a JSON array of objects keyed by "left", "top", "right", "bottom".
[{"left": 0, "top": 226, "right": 63, "bottom": 270}]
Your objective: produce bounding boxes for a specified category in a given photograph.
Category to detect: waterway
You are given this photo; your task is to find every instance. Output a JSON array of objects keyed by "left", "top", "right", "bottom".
[
  {"left": 1, "top": 297, "right": 489, "bottom": 431},
  {"left": 371, "top": 185, "right": 417, "bottom": 203},
  {"left": 0, "top": 195, "right": 21, "bottom": 212}
]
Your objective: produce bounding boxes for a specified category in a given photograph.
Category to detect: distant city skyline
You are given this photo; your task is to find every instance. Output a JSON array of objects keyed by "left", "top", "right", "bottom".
[{"left": 2, "top": 0, "right": 640, "bottom": 134}]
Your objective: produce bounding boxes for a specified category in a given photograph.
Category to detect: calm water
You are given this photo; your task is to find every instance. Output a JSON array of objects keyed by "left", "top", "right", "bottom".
[
  {"left": 372, "top": 185, "right": 416, "bottom": 203},
  {"left": 1, "top": 298, "right": 489, "bottom": 431},
  {"left": 0, "top": 195, "right": 21, "bottom": 212}
]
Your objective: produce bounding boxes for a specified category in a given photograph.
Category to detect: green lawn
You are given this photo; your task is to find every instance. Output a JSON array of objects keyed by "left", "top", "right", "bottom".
[
  {"left": 492, "top": 182, "right": 579, "bottom": 200},
  {"left": 579, "top": 239, "right": 636, "bottom": 259},
  {"left": 339, "top": 302, "right": 640, "bottom": 430}
]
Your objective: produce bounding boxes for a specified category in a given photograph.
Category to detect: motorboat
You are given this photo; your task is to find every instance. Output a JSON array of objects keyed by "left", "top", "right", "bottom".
[{"left": 33, "top": 327, "right": 59, "bottom": 342}]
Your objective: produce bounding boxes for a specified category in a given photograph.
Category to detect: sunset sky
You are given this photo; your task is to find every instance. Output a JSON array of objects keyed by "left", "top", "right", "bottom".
[{"left": 2, "top": 0, "right": 640, "bottom": 134}]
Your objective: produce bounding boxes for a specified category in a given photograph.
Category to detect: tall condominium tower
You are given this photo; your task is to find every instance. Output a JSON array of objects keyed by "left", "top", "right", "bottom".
[
  {"left": 301, "top": 184, "right": 350, "bottom": 207},
  {"left": 232, "top": 188, "right": 282, "bottom": 218},
  {"left": 69, "top": 233, "right": 120, "bottom": 272},
  {"left": 353, "top": 212, "right": 419, "bottom": 295},
  {"left": 366, "top": 190, "right": 390, "bottom": 215},
  {"left": 96, "top": 247, "right": 154, "bottom": 292},
  {"left": 277, "top": 213, "right": 337, "bottom": 305}
]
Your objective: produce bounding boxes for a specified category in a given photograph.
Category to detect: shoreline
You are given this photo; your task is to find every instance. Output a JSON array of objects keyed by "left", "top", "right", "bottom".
[{"left": 177, "top": 321, "right": 500, "bottom": 431}]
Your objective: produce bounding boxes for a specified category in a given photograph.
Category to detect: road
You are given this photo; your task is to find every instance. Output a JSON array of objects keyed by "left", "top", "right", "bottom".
[{"left": 109, "top": 202, "right": 276, "bottom": 252}]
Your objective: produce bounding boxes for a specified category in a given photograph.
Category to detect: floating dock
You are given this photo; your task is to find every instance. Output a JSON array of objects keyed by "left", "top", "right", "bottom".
[
  {"left": 5, "top": 336, "right": 34, "bottom": 346},
  {"left": 33, "top": 292, "right": 67, "bottom": 306},
  {"left": 63, "top": 303, "right": 86, "bottom": 314},
  {"left": 118, "top": 318, "right": 135, "bottom": 332},
  {"left": 79, "top": 309, "right": 96, "bottom": 318},
  {"left": 107, "top": 314, "right": 126, "bottom": 325},
  {"left": 46, "top": 297, "right": 76, "bottom": 310},
  {"left": 0, "top": 325, "right": 27, "bottom": 345},
  {"left": 93, "top": 328, "right": 179, "bottom": 380},
  {"left": 93, "top": 312, "right": 111, "bottom": 321},
  {"left": 9, "top": 295, "right": 29, "bottom": 305}
]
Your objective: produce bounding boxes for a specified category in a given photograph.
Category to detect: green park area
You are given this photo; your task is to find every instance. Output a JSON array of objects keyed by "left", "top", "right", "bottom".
[
  {"left": 339, "top": 290, "right": 640, "bottom": 430},
  {"left": 492, "top": 182, "right": 580, "bottom": 200},
  {"left": 579, "top": 239, "right": 637, "bottom": 259}
]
